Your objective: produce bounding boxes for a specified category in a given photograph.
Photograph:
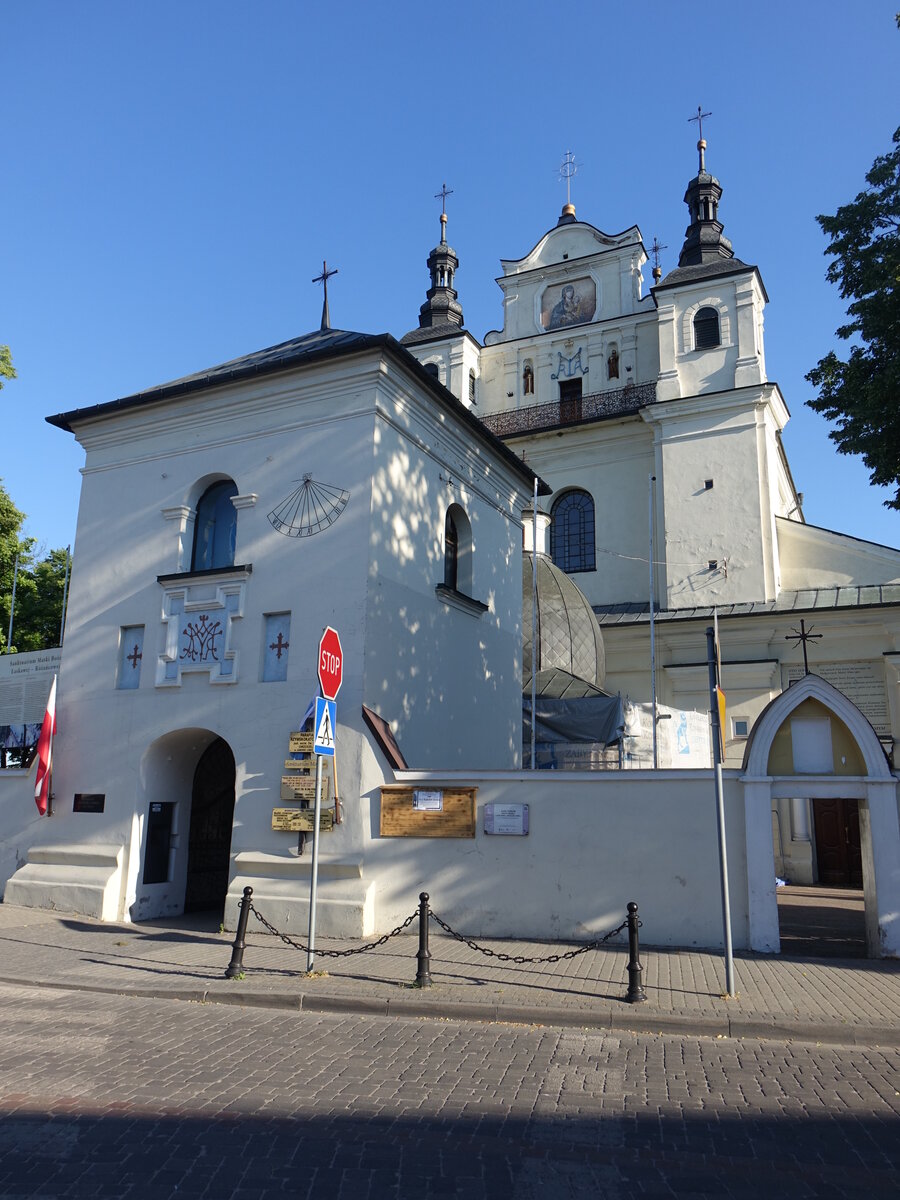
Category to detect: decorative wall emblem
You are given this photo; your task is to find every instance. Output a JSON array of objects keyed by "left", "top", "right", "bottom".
[
  {"left": 157, "top": 578, "right": 246, "bottom": 687},
  {"left": 268, "top": 474, "right": 350, "bottom": 538},
  {"left": 180, "top": 613, "right": 223, "bottom": 664},
  {"left": 551, "top": 347, "right": 587, "bottom": 380},
  {"left": 541, "top": 277, "right": 597, "bottom": 330}
]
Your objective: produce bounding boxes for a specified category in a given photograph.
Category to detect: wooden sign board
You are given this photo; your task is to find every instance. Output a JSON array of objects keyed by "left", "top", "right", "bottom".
[
  {"left": 281, "top": 776, "right": 329, "bottom": 801},
  {"left": 272, "top": 807, "right": 334, "bottom": 833},
  {"left": 284, "top": 759, "right": 314, "bottom": 772},
  {"left": 289, "top": 732, "right": 315, "bottom": 753},
  {"left": 379, "top": 786, "right": 476, "bottom": 838}
]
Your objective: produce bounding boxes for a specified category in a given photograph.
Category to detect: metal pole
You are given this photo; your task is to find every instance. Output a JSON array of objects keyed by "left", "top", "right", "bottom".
[
  {"left": 649, "top": 476, "right": 657, "bottom": 768},
  {"left": 59, "top": 546, "right": 71, "bottom": 646},
  {"left": 706, "top": 626, "right": 735, "bottom": 997},
  {"left": 415, "top": 892, "right": 432, "bottom": 987},
  {"left": 6, "top": 552, "right": 19, "bottom": 651},
  {"left": 225, "top": 886, "right": 253, "bottom": 978},
  {"left": 306, "top": 752, "right": 325, "bottom": 972},
  {"left": 531, "top": 476, "right": 538, "bottom": 770}
]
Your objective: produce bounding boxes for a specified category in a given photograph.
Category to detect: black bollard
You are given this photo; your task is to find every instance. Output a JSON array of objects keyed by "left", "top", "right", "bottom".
[
  {"left": 414, "top": 891, "right": 432, "bottom": 988},
  {"left": 624, "top": 901, "right": 647, "bottom": 1003},
  {"left": 225, "top": 886, "right": 253, "bottom": 979}
]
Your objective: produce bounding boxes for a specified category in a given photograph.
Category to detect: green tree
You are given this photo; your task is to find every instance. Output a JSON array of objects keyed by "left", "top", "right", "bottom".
[
  {"left": 0, "top": 346, "right": 14, "bottom": 391},
  {"left": 805, "top": 126, "right": 900, "bottom": 509},
  {"left": 0, "top": 480, "right": 67, "bottom": 654}
]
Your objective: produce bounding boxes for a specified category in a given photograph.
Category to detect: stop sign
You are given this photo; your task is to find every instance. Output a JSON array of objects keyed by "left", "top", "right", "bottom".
[{"left": 317, "top": 626, "right": 343, "bottom": 700}]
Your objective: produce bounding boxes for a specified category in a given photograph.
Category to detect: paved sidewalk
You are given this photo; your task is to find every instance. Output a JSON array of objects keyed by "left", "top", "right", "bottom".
[{"left": 0, "top": 901, "right": 896, "bottom": 1047}]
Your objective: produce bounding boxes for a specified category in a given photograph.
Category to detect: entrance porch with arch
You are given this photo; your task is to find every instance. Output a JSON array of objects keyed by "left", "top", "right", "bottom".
[
  {"left": 741, "top": 674, "right": 900, "bottom": 958},
  {"left": 128, "top": 727, "right": 236, "bottom": 923}
]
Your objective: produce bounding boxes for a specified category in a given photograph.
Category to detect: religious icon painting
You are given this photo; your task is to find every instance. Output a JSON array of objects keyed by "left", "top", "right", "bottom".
[
  {"left": 267, "top": 474, "right": 350, "bottom": 538},
  {"left": 541, "top": 277, "right": 597, "bottom": 331}
]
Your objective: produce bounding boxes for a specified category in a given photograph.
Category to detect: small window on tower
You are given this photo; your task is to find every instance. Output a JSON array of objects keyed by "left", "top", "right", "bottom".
[
  {"left": 693, "top": 307, "right": 720, "bottom": 350},
  {"left": 424, "top": 362, "right": 440, "bottom": 381},
  {"left": 469, "top": 370, "right": 477, "bottom": 406}
]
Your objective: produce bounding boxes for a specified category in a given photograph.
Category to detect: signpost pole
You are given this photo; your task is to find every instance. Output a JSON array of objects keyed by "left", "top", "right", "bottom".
[
  {"left": 306, "top": 751, "right": 324, "bottom": 973},
  {"left": 706, "top": 625, "right": 735, "bottom": 997}
]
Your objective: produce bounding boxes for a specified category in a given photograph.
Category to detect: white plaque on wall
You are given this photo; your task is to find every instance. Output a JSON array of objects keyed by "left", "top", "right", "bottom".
[{"left": 484, "top": 803, "right": 529, "bottom": 836}]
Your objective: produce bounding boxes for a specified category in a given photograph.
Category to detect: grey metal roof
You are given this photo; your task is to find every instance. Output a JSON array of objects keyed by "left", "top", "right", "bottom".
[
  {"left": 654, "top": 257, "right": 762, "bottom": 292},
  {"left": 400, "top": 323, "right": 470, "bottom": 346},
  {"left": 594, "top": 584, "right": 900, "bottom": 628},
  {"left": 45, "top": 328, "right": 550, "bottom": 495}
]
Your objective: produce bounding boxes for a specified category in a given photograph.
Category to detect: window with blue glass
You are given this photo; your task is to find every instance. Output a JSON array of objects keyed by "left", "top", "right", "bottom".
[
  {"left": 550, "top": 490, "right": 596, "bottom": 573},
  {"left": 191, "top": 480, "right": 238, "bottom": 571}
]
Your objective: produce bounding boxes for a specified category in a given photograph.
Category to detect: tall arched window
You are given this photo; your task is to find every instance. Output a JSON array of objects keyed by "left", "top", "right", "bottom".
[
  {"left": 191, "top": 480, "right": 238, "bottom": 571},
  {"left": 468, "top": 369, "right": 477, "bottom": 406},
  {"left": 693, "top": 307, "right": 720, "bottom": 349},
  {"left": 550, "top": 490, "right": 596, "bottom": 573},
  {"left": 443, "top": 503, "right": 473, "bottom": 594}
]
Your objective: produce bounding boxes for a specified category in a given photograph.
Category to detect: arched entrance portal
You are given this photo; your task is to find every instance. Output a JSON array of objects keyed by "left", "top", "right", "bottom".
[
  {"left": 185, "top": 738, "right": 236, "bottom": 913},
  {"left": 742, "top": 674, "right": 900, "bottom": 959},
  {"left": 130, "top": 728, "right": 236, "bottom": 923}
]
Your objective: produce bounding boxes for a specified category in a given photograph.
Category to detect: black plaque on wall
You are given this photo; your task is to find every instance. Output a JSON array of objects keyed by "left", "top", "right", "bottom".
[{"left": 73, "top": 793, "right": 106, "bottom": 813}]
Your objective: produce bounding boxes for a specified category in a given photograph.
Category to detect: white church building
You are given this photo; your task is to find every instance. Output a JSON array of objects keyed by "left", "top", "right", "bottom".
[{"left": 3, "top": 136, "right": 899, "bottom": 958}]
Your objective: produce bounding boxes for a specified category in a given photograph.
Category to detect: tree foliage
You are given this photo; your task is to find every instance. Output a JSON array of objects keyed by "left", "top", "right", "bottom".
[
  {"left": 0, "top": 479, "right": 67, "bottom": 654},
  {"left": 805, "top": 126, "right": 900, "bottom": 509},
  {"left": 0, "top": 345, "right": 14, "bottom": 391}
]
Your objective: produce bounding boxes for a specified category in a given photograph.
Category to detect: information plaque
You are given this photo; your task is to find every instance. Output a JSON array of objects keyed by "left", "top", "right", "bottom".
[
  {"left": 483, "top": 803, "right": 529, "bottom": 836},
  {"left": 272, "top": 807, "right": 334, "bottom": 833},
  {"left": 281, "top": 776, "right": 329, "bottom": 801}
]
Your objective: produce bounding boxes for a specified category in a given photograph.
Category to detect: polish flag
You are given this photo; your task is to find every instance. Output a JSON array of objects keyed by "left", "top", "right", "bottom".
[{"left": 34, "top": 675, "right": 57, "bottom": 816}]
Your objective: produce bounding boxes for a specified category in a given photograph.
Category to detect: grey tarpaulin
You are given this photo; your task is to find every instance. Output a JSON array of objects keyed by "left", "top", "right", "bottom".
[{"left": 523, "top": 693, "right": 624, "bottom": 747}]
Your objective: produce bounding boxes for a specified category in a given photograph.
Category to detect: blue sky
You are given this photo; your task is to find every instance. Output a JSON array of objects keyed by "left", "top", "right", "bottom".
[{"left": 3, "top": 1, "right": 899, "bottom": 554}]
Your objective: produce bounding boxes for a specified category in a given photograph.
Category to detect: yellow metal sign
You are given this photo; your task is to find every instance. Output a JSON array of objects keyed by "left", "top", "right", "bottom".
[
  {"left": 289, "top": 732, "right": 315, "bottom": 753},
  {"left": 271, "top": 807, "right": 334, "bottom": 833},
  {"left": 280, "top": 776, "right": 329, "bottom": 801},
  {"left": 284, "top": 759, "right": 314, "bottom": 772}
]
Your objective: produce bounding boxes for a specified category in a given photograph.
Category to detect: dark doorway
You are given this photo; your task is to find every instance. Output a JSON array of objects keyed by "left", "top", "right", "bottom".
[
  {"left": 558, "top": 378, "right": 583, "bottom": 425},
  {"left": 813, "top": 797, "right": 863, "bottom": 887},
  {"left": 184, "top": 737, "right": 236, "bottom": 914}
]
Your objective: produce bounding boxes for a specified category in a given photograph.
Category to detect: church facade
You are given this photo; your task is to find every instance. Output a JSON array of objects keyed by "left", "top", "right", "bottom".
[
  {"left": 400, "top": 139, "right": 900, "bottom": 893},
  {"left": 2, "top": 136, "right": 899, "bottom": 955}
]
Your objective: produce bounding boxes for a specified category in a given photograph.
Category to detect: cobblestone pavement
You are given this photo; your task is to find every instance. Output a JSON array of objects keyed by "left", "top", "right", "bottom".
[
  {"left": 0, "top": 982, "right": 898, "bottom": 1199},
  {"left": 0, "top": 904, "right": 897, "bottom": 1047}
]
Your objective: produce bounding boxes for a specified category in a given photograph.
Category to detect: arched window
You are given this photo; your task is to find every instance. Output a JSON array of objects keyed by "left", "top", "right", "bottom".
[
  {"left": 550, "top": 490, "right": 596, "bottom": 574},
  {"left": 468, "top": 369, "right": 477, "bottom": 406},
  {"left": 191, "top": 480, "right": 238, "bottom": 571},
  {"left": 424, "top": 362, "right": 440, "bottom": 381},
  {"left": 443, "top": 503, "right": 473, "bottom": 594},
  {"left": 693, "top": 307, "right": 720, "bottom": 350}
]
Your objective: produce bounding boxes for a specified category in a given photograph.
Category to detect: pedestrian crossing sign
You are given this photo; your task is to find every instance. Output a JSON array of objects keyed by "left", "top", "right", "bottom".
[{"left": 314, "top": 697, "right": 336, "bottom": 757}]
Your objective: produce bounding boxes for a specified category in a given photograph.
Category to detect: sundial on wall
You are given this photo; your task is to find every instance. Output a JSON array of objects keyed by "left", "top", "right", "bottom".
[{"left": 268, "top": 474, "right": 350, "bottom": 538}]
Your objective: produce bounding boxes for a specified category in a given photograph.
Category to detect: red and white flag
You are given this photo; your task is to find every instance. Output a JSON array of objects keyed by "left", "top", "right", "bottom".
[{"left": 34, "top": 674, "right": 57, "bottom": 816}]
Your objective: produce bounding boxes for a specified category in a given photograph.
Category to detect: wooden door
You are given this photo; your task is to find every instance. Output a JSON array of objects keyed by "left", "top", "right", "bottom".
[{"left": 813, "top": 798, "right": 863, "bottom": 888}]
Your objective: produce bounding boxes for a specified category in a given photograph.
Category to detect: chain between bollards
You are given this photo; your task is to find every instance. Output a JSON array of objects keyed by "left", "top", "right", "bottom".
[
  {"left": 624, "top": 900, "right": 647, "bottom": 1003},
  {"left": 414, "top": 891, "right": 432, "bottom": 987},
  {"left": 224, "top": 886, "right": 253, "bottom": 978}
]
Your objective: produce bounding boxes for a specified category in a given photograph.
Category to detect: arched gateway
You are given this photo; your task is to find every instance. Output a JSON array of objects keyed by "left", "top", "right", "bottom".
[
  {"left": 742, "top": 674, "right": 900, "bottom": 958},
  {"left": 130, "top": 728, "right": 236, "bottom": 922}
]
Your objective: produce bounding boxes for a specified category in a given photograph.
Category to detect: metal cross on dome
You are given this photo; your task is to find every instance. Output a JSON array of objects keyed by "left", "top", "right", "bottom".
[
  {"left": 650, "top": 237, "right": 667, "bottom": 273},
  {"left": 558, "top": 150, "right": 578, "bottom": 206},
  {"left": 434, "top": 182, "right": 453, "bottom": 215}
]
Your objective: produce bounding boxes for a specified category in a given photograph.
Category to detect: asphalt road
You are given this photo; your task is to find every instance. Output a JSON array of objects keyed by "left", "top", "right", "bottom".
[{"left": 0, "top": 982, "right": 898, "bottom": 1198}]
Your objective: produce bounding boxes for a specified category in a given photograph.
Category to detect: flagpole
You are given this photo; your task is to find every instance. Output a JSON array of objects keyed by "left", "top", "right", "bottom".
[
  {"left": 6, "top": 552, "right": 19, "bottom": 651},
  {"left": 59, "top": 546, "right": 71, "bottom": 646},
  {"left": 649, "top": 476, "right": 657, "bottom": 769},
  {"left": 531, "top": 476, "right": 538, "bottom": 770}
]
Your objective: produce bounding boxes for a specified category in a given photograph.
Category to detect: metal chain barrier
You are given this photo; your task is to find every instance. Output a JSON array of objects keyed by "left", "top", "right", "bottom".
[
  {"left": 247, "top": 900, "right": 418, "bottom": 958},
  {"left": 428, "top": 909, "right": 629, "bottom": 964}
]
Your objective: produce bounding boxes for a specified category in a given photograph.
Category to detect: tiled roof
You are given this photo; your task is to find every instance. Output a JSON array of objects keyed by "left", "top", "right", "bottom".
[{"left": 594, "top": 585, "right": 900, "bottom": 627}]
